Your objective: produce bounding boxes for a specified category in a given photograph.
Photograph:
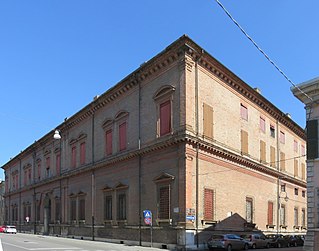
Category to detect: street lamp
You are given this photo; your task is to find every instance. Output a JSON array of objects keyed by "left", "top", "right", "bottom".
[
  {"left": 53, "top": 129, "right": 62, "bottom": 236},
  {"left": 53, "top": 130, "right": 61, "bottom": 140}
]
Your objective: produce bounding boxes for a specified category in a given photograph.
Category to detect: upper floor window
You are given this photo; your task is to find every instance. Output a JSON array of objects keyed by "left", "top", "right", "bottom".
[
  {"left": 246, "top": 197, "right": 253, "bottom": 223},
  {"left": 270, "top": 125, "right": 275, "bottom": 138},
  {"left": 294, "top": 140, "right": 298, "bottom": 152},
  {"left": 115, "top": 111, "right": 129, "bottom": 152},
  {"left": 301, "top": 144, "right": 305, "bottom": 155},
  {"left": 46, "top": 157, "right": 51, "bottom": 178},
  {"left": 37, "top": 160, "right": 42, "bottom": 181},
  {"left": 159, "top": 100, "right": 171, "bottom": 136},
  {"left": 56, "top": 153, "right": 61, "bottom": 175},
  {"left": 240, "top": 103, "right": 248, "bottom": 120},
  {"left": 80, "top": 142, "right": 86, "bottom": 165},
  {"left": 71, "top": 146, "right": 76, "bottom": 169},
  {"left": 260, "top": 117, "right": 266, "bottom": 133},
  {"left": 280, "top": 131, "right": 285, "bottom": 144},
  {"left": 105, "top": 129, "right": 113, "bottom": 156},
  {"left": 153, "top": 85, "right": 175, "bottom": 138},
  {"left": 119, "top": 122, "right": 127, "bottom": 151},
  {"left": 203, "top": 103, "right": 214, "bottom": 139}
]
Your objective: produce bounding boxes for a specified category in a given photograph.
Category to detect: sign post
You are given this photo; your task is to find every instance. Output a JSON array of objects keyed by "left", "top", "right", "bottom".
[{"left": 143, "top": 210, "right": 153, "bottom": 247}]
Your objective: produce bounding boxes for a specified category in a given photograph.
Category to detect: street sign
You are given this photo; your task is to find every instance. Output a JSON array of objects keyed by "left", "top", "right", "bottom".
[
  {"left": 144, "top": 217, "right": 152, "bottom": 225},
  {"left": 143, "top": 210, "right": 152, "bottom": 219}
]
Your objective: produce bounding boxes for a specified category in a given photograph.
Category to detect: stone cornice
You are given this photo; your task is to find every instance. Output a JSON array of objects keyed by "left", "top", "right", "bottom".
[
  {"left": 2, "top": 35, "right": 305, "bottom": 170},
  {"left": 6, "top": 132, "right": 305, "bottom": 197}
]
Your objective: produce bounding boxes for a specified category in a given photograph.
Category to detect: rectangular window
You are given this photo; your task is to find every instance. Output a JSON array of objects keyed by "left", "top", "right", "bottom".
[
  {"left": 302, "top": 190, "right": 306, "bottom": 198},
  {"left": 270, "top": 124, "right": 275, "bottom": 138},
  {"left": 78, "top": 197, "right": 85, "bottom": 221},
  {"left": 55, "top": 199, "right": 61, "bottom": 222},
  {"left": 294, "top": 159, "right": 299, "bottom": 177},
  {"left": 260, "top": 117, "right": 266, "bottom": 133},
  {"left": 28, "top": 169, "right": 32, "bottom": 184},
  {"left": 280, "top": 131, "right": 285, "bottom": 144},
  {"left": 204, "top": 188, "right": 214, "bottom": 220},
  {"left": 280, "top": 204, "right": 286, "bottom": 226},
  {"left": 56, "top": 154, "right": 61, "bottom": 175},
  {"left": 118, "top": 194, "right": 126, "bottom": 220},
  {"left": 80, "top": 142, "right": 86, "bottom": 165},
  {"left": 302, "top": 208, "right": 306, "bottom": 227},
  {"left": 301, "top": 144, "right": 306, "bottom": 155},
  {"left": 295, "top": 188, "right": 299, "bottom": 196},
  {"left": 70, "top": 199, "right": 76, "bottom": 221},
  {"left": 46, "top": 157, "right": 50, "bottom": 169},
  {"left": 119, "top": 122, "right": 127, "bottom": 151},
  {"left": 160, "top": 100, "right": 171, "bottom": 136},
  {"left": 280, "top": 152, "right": 285, "bottom": 171},
  {"left": 36, "top": 204, "right": 41, "bottom": 222},
  {"left": 240, "top": 103, "right": 248, "bottom": 120},
  {"left": 294, "top": 140, "right": 298, "bottom": 152},
  {"left": 105, "top": 130, "right": 113, "bottom": 155},
  {"left": 270, "top": 146, "right": 276, "bottom": 167},
  {"left": 203, "top": 103, "right": 214, "bottom": 139},
  {"left": 24, "top": 170, "right": 27, "bottom": 186},
  {"left": 71, "top": 146, "right": 76, "bottom": 168},
  {"left": 267, "top": 201, "right": 274, "bottom": 226},
  {"left": 241, "top": 130, "right": 249, "bottom": 155},
  {"left": 301, "top": 163, "right": 306, "bottom": 180},
  {"left": 104, "top": 196, "right": 112, "bottom": 220},
  {"left": 246, "top": 197, "right": 253, "bottom": 223},
  {"left": 294, "top": 208, "right": 299, "bottom": 226},
  {"left": 281, "top": 184, "right": 286, "bottom": 192},
  {"left": 37, "top": 161, "right": 41, "bottom": 180},
  {"left": 260, "top": 140, "right": 266, "bottom": 162},
  {"left": 159, "top": 186, "right": 170, "bottom": 219}
]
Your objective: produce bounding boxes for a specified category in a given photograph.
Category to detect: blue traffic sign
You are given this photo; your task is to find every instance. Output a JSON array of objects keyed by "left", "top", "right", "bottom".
[{"left": 143, "top": 210, "right": 152, "bottom": 218}]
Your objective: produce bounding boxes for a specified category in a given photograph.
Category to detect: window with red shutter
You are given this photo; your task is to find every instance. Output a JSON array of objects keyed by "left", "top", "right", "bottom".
[
  {"left": 119, "top": 122, "right": 127, "bottom": 151},
  {"left": 105, "top": 129, "right": 112, "bottom": 155},
  {"left": 204, "top": 188, "right": 214, "bottom": 220},
  {"left": 159, "top": 186, "right": 170, "bottom": 219},
  {"left": 56, "top": 154, "right": 61, "bottom": 175},
  {"left": 80, "top": 142, "right": 86, "bottom": 165},
  {"left": 160, "top": 101, "right": 171, "bottom": 136},
  {"left": 268, "top": 201, "right": 274, "bottom": 226},
  {"left": 71, "top": 146, "right": 76, "bottom": 168}
]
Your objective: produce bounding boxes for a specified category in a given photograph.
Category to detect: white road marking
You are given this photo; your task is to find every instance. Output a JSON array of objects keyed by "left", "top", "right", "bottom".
[
  {"left": 0, "top": 239, "right": 3, "bottom": 251},
  {"left": 2, "top": 241, "right": 82, "bottom": 250}
]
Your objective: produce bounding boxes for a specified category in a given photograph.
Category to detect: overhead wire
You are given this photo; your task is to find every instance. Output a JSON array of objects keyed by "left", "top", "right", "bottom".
[{"left": 213, "top": 0, "right": 315, "bottom": 106}]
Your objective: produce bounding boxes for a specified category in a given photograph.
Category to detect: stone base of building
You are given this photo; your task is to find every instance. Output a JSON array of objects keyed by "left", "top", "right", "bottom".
[{"left": 302, "top": 229, "right": 319, "bottom": 251}]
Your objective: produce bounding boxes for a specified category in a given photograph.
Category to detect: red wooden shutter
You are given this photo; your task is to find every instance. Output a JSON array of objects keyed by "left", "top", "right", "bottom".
[
  {"left": 119, "top": 122, "right": 127, "bottom": 151},
  {"left": 71, "top": 146, "right": 76, "bottom": 168},
  {"left": 105, "top": 130, "right": 112, "bottom": 155},
  {"left": 204, "top": 189, "right": 214, "bottom": 220},
  {"left": 160, "top": 101, "right": 171, "bottom": 136},
  {"left": 268, "top": 201, "right": 273, "bottom": 225},
  {"left": 80, "top": 142, "right": 86, "bottom": 165},
  {"left": 56, "top": 154, "right": 61, "bottom": 175}
]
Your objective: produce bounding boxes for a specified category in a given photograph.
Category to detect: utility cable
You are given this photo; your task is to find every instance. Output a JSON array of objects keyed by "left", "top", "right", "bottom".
[{"left": 214, "top": 0, "right": 315, "bottom": 105}]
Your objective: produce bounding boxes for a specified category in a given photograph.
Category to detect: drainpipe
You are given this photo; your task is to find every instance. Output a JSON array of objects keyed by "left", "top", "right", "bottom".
[
  {"left": 276, "top": 119, "right": 280, "bottom": 234},
  {"left": 195, "top": 50, "right": 203, "bottom": 248},
  {"left": 92, "top": 112, "right": 95, "bottom": 241},
  {"left": 138, "top": 75, "right": 142, "bottom": 246},
  {"left": 19, "top": 158, "right": 22, "bottom": 233}
]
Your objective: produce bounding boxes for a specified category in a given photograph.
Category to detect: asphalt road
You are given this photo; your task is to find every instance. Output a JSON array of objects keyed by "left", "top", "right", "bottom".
[{"left": 0, "top": 233, "right": 163, "bottom": 251}]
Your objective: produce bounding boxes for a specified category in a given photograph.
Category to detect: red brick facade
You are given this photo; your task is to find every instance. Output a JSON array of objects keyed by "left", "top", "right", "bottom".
[{"left": 2, "top": 36, "right": 306, "bottom": 249}]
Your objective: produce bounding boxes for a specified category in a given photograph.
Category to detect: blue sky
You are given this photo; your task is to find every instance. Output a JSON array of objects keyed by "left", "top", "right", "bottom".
[{"left": 1, "top": 1, "right": 318, "bottom": 179}]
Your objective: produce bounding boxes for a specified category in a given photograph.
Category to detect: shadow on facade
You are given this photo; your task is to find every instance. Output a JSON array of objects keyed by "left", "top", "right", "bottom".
[{"left": 195, "top": 213, "right": 261, "bottom": 248}]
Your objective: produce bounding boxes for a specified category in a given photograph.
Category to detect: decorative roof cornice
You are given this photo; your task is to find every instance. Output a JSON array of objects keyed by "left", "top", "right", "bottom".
[{"left": 2, "top": 35, "right": 305, "bottom": 170}]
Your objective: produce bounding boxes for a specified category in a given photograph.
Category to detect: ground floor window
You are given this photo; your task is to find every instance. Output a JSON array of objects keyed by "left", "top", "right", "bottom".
[
  {"left": 117, "top": 193, "right": 126, "bottom": 220},
  {"left": 104, "top": 196, "right": 112, "bottom": 220}
]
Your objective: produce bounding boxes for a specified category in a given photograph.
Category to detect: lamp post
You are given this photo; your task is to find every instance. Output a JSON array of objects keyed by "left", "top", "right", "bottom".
[
  {"left": 277, "top": 176, "right": 289, "bottom": 235},
  {"left": 53, "top": 130, "right": 62, "bottom": 236}
]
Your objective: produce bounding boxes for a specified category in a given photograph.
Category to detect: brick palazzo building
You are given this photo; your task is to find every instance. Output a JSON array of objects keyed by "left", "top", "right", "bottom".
[{"left": 2, "top": 35, "right": 307, "bottom": 250}]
